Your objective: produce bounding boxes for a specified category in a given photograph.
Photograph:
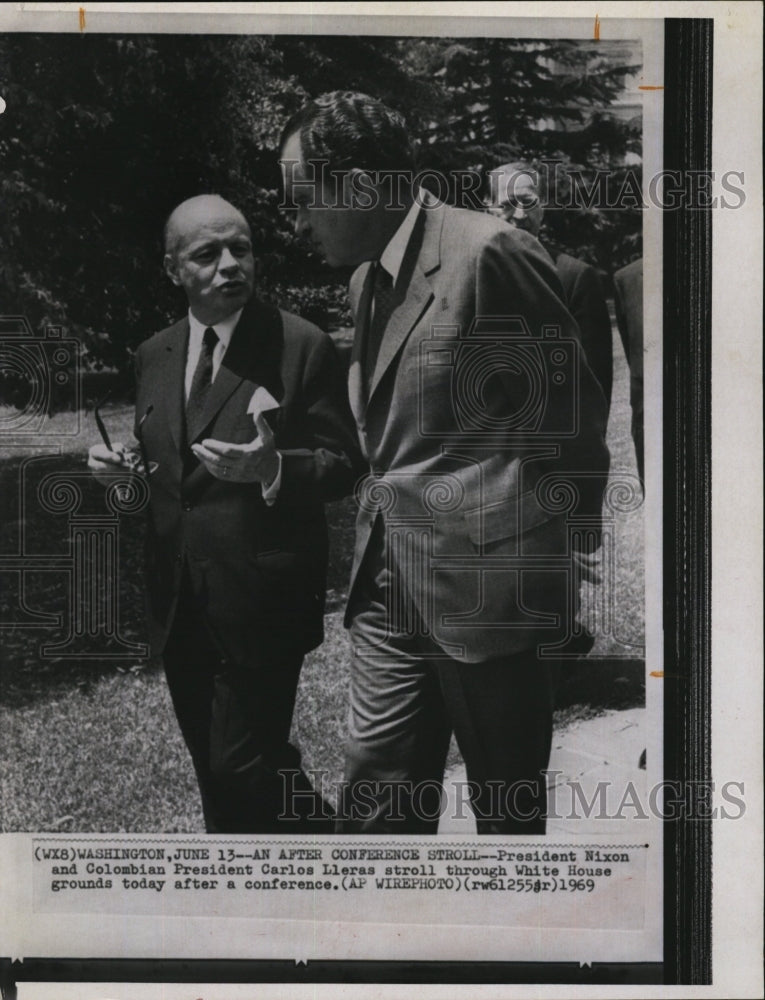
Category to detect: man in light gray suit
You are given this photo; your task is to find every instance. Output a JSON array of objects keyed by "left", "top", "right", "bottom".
[{"left": 280, "top": 92, "right": 610, "bottom": 833}]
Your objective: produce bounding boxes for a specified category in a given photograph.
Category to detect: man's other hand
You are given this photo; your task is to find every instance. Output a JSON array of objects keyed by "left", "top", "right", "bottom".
[
  {"left": 88, "top": 441, "right": 128, "bottom": 487},
  {"left": 192, "top": 412, "right": 279, "bottom": 486},
  {"left": 573, "top": 547, "right": 603, "bottom": 586}
]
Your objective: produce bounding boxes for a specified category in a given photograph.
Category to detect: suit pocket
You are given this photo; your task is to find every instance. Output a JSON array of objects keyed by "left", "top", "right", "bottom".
[
  {"left": 463, "top": 489, "right": 556, "bottom": 545},
  {"left": 246, "top": 548, "right": 301, "bottom": 577}
]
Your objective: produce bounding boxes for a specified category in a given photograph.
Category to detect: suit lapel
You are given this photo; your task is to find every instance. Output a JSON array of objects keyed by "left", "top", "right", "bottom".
[
  {"left": 151, "top": 319, "right": 188, "bottom": 455},
  {"left": 184, "top": 300, "right": 284, "bottom": 446},
  {"left": 185, "top": 346, "right": 244, "bottom": 445},
  {"left": 367, "top": 199, "right": 445, "bottom": 403},
  {"left": 368, "top": 268, "right": 432, "bottom": 400}
]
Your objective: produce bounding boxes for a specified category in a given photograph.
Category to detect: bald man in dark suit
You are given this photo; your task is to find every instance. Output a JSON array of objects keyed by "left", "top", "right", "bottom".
[{"left": 89, "top": 194, "right": 359, "bottom": 833}]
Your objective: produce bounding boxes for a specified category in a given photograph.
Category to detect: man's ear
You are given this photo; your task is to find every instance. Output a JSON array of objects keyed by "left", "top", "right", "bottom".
[{"left": 164, "top": 253, "right": 182, "bottom": 287}]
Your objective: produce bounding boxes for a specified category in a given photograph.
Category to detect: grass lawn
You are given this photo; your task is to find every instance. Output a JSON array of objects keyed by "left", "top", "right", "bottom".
[{"left": 0, "top": 324, "right": 644, "bottom": 832}]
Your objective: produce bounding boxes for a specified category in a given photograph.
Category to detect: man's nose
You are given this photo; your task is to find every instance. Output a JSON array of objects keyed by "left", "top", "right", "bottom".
[{"left": 218, "top": 247, "right": 240, "bottom": 272}]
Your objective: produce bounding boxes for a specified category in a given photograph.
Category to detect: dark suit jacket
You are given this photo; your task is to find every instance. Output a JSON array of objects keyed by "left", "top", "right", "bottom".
[
  {"left": 133, "top": 297, "right": 359, "bottom": 659},
  {"left": 347, "top": 200, "right": 610, "bottom": 662},
  {"left": 549, "top": 250, "right": 613, "bottom": 410}
]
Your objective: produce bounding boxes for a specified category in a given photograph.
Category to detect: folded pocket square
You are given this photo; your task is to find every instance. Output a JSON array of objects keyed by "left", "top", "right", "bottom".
[
  {"left": 247, "top": 386, "right": 281, "bottom": 427},
  {"left": 247, "top": 385, "right": 280, "bottom": 416}
]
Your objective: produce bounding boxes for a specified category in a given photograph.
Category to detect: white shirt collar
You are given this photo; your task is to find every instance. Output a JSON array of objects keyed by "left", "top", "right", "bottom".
[
  {"left": 184, "top": 308, "right": 244, "bottom": 398},
  {"left": 378, "top": 198, "right": 421, "bottom": 284},
  {"left": 187, "top": 308, "right": 243, "bottom": 352}
]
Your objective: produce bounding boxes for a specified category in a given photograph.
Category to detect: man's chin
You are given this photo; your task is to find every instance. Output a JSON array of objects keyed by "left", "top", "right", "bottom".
[{"left": 312, "top": 243, "right": 360, "bottom": 269}]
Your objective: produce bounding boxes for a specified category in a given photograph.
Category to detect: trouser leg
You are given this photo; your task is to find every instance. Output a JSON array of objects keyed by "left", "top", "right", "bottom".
[
  {"left": 162, "top": 608, "right": 219, "bottom": 830},
  {"left": 339, "top": 634, "right": 452, "bottom": 833},
  {"left": 339, "top": 530, "right": 451, "bottom": 833},
  {"left": 437, "top": 652, "right": 555, "bottom": 834},
  {"left": 341, "top": 522, "right": 555, "bottom": 835},
  {"left": 163, "top": 572, "right": 332, "bottom": 833}
]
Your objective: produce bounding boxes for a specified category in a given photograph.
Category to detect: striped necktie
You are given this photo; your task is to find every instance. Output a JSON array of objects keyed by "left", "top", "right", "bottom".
[{"left": 185, "top": 325, "right": 218, "bottom": 442}]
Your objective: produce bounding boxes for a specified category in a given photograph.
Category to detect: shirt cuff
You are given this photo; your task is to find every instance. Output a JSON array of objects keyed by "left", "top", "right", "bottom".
[{"left": 261, "top": 451, "right": 283, "bottom": 506}]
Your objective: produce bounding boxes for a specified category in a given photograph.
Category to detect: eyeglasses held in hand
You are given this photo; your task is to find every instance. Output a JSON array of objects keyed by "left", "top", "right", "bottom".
[{"left": 94, "top": 393, "right": 157, "bottom": 476}]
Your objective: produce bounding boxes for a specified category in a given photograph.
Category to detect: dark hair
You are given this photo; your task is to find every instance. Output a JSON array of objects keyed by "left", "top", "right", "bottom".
[{"left": 279, "top": 91, "right": 417, "bottom": 174}]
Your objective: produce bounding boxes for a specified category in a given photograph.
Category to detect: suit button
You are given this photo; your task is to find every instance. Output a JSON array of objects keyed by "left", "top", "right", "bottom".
[{"left": 182, "top": 501, "right": 192, "bottom": 511}]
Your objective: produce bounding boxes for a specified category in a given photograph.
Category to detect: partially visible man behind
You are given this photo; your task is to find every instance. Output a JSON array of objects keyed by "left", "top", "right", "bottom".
[
  {"left": 613, "top": 258, "right": 644, "bottom": 485},
  {"left": 88, "top": 194, "right": 359, "bottom": 833},
  {"left": 280, "top": 92, "right": 610, "bottom": 835},
  {"left": 486, "top": 161, "right": 614, "bottom": 413}
]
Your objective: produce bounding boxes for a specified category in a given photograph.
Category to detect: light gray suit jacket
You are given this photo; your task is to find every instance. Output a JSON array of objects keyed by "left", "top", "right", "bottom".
[{"left": 346, "top": 199, "right": 610, "bottom": 662}]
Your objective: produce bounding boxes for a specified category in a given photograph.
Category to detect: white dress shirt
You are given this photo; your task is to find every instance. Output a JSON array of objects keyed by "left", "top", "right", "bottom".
[
  {"left": 186, "top": 308, "right": 281, "bottom": 503},
  {"left": 184, "top": 309, "right": 242, "bottom": 400}
]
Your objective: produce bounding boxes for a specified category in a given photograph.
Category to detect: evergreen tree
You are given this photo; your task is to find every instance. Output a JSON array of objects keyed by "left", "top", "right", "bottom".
[{"left": 0, "top": 33, "right": 641, "bottom": 388}]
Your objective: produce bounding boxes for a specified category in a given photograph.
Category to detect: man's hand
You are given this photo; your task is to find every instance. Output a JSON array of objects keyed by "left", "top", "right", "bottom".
[
  {"left": 88, "top": 441, "right": 129, "bottom": 487},
  {"left": 192, "top": 412, "right": 280, "bottom": 485},
  {"left": 573, "top": 547, "right": 603, "bottom": 586}
]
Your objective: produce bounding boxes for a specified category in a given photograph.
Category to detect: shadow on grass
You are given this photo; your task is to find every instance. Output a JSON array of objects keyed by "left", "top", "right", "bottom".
[{"left": 555, "top": 657, "right": 645, "bottom": 713}]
